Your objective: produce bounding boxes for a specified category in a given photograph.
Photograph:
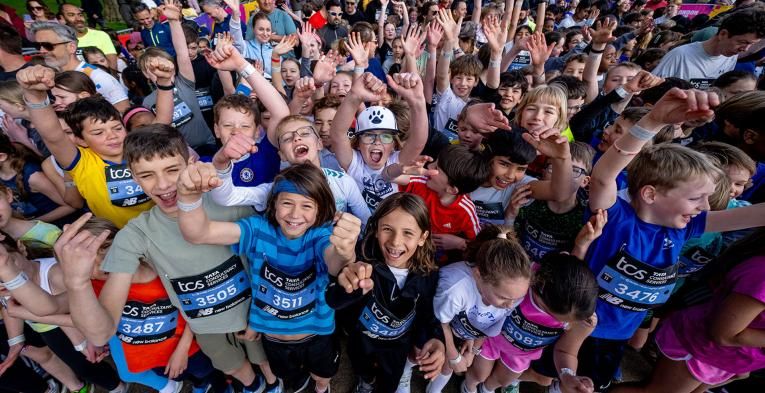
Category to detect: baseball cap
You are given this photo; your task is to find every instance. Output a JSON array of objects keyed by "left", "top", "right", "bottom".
[{"left": 355, "top": 106, "right": 398, "bottom": 135}]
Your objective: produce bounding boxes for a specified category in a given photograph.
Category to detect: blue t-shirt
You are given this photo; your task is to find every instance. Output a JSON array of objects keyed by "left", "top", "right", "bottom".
[
  {"left": 201, "top": 137, "right": 280, "bottom": 187},
  {"left": 2, "top": 162, "right": 58, "bottom": 218},
  {"left": 741, "top": 161, "right": 765, "bottom": 204},
  {"left": 585, "top": 198, "right": 706, "bottom": 340},
  {"left": 233, "top": 215, "right": 335, "bottom": 335}
]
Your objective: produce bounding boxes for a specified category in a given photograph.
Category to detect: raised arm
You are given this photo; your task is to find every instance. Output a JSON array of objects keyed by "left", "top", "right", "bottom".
[
  {"left": 535, "top": 1, "right": 546, "bottom": 30},
  {"left": 435, "top": 10, "right": 459, "bottom": 94},
  {"left": 590, "top": 88, "right": 718, "bottom": 211},
  {"left": 378, "top": 0, "right": 389, "bottom": 48},
  {"left": 471, "top": 0, "right": 483, "bottom": 25},
  {"left": 271, "top": 35, "right": 299, "bottom": 96},
  {"left": 163, "top": 0, "right": 195, "bottom": 82},
  {"left": 423, "top": 23, "right": 443, "bottom": 103},
  {"left": 289, "top": 77, "right": 317, "bottom": 115},
  {"left": 482, "top": 14, "right": 507, "bottom": 89},
  {"left": 525, "top": 132, "right": 574, "bottom": 202},
  {"left": 394, "top": 0, "right": 409, "bottom": 34},
  {"left": 507, "top": 0, "right": 523, "bottom": 40},
  {"left": 176, "top": 162, "right": 242, "bottom": 245},
  {"left": 16, "top": 66, "right": 79, "bottom": 168},
  {"left": 390, "top": 73, "right": 428, "bottom": 164},
  {"left": 583, "top": 19, "right": 616, "bottom": 103},
  {"left": 323, "top": 213, "right": 361, "bottom": 275},
  {"left": 330, "top": 72, "right": 387, "bottom": 170},
  {"left": 143, "top": 57, "right": 176, "bottom": 125}
]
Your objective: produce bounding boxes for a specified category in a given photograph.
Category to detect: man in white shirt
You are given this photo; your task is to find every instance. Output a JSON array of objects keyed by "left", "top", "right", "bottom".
[
  {"left": 652, "top": 8, "right": 765, "bottom": 90},
  {"left": 559, "top": 0, "right": 597, "bottom": 28},
  {"left": 29, "top": 22, "right": 130, "bottom": 113}
]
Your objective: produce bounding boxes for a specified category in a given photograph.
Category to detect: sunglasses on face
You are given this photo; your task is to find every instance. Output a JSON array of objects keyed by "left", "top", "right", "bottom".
[
  {"left": 359, "top": 133, "right": 395, "bottom": 144},
  {"left": 330, "top": 11, "right": 343, "bottom": 16},
  {"left": 31, "top": 6, "right": 45, "bottom": 11},
  {"left": 32, "top": 41, "right": 71, "bottom": 51}
]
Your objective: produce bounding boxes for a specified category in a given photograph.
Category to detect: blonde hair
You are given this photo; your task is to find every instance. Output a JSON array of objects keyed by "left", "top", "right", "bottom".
[
  {"left": 515, "top": 84, "right": 568, "bottom": 132},
  {"left": 0, "top": 80, "right": 24, "bottom": 107},
  {"left": 626, "top": 144, "right": 724, "bottom": 198}
]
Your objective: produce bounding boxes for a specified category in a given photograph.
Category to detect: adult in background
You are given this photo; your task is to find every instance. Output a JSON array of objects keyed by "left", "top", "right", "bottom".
[{"left": 58, "top": 3, "right": 119, "bottom": 70}]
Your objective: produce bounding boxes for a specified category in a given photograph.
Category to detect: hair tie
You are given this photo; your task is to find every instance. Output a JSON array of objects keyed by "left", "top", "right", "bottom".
[
  {"left": 497, "top": 232, "right": 508, "bottom": 240},
  {"left": 123, "top": 107, "right": 151, "bottom": 126}
]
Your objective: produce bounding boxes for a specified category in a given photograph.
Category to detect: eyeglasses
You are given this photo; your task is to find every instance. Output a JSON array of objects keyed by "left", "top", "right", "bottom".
[
  {"left": 278, "top": 126, "right": 318, "bottom": 145},
  {"left": 545, "top": 164, "right": 588, "bottom": 179},
  {"left": 32, "top": 41, "right": 71, "bottom": 51},
  {"left": 30, "top": 6, "right": 44, "bottom": 11},
  {"left": 329, "top": 11, "right": 343, "bottom": 16},
  {"left": 359, "top": 133, "right": 395, "bottom": 145}
]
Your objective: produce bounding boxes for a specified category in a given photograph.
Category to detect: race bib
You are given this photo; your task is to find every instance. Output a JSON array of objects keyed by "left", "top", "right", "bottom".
[
  {"left": 170, "top": 256, "right": 250, "bottom": 319},
  {"left": 442, "top": 118, "right": 459, "bottom": 143},
  {"left": 195, "top": 88, "right": 214, "bottom": 112},
  {"left": 105, "top": 164, "right": 151, "bottom": 207},
  {"left": 170, "top": 91, "right": 193, "bottom": 128},
  {"left": 597, "top": 251, "right": 678, "bottom": 312},
  {"left": 502, "top": 307, "right": 564, "bottom": 351},
  {"left": 678, "top": 245, "right": 716, "bottom": 277},
  {"left": 509, "top": 52, "right": 531, "bottom": 71},
  {"left": 474, "top": 201, "right": 504, "bottom": 223},
  {"left": 362, "top": 175, "right": 394, "bottom": 211},
  {"left": 519, "top": 219, "right": 571, "bottom": 261},
  {"left": 450, "top": 311, "right": 485, "bottom": 340},
  {"left": 254, "top": 259, "right": 317, "bottom": 320},
  {"left": 689, "top": 78, "right": 714, "bottom": 90},
  {"left": 118, "top": 299, "right": 178, "bottom": 345},
  {"left": 359, "top": 296, "right": 415, "bottom": 340}
]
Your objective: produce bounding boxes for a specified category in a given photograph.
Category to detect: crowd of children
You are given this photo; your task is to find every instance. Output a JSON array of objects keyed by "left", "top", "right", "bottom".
[{"left": 2, "top": 0, "right": 765, "bottom": 393}]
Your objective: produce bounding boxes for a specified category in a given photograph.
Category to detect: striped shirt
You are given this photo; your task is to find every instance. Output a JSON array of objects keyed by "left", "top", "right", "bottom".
[
  {"left": 234, "top": 215, "right": 334, "bottom": 335},
  {"left": 405, "top": 177, "right": 481, "bottom": 240}
]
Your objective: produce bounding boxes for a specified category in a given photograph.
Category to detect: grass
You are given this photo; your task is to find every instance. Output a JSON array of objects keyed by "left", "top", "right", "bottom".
[{"left": 6, "top": 0, "right": 128, "bottom": 32}]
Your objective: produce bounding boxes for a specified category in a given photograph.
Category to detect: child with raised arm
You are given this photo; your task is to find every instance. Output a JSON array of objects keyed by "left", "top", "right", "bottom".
[
  {"left": 532, "top": 88, "right": 765, "bottom": 390},
  {"left": 15, "top": 60, "right": 173, "bottom": 227},
  {"left": 176, "top": 162, "right": 361, "bottom": 393},
  {"left": 329, "top": 72, "right": 428, "bottom": 211}
]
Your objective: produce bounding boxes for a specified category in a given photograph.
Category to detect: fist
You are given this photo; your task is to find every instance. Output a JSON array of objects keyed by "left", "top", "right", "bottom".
[
  {"left": 177, "top": 161, "right": 222, "bottom": 197},
  {"left": 16, "top": 65, "right": 55, "bottom": 92},
  {"left": 338, "top": 262, "right": 374, "bottom": 294},
  {"left": 330, "top": 212, "right": 362, "bottom": 258},
  {"left": 146, "top": 57, "right": 176, "bottom": 83}
]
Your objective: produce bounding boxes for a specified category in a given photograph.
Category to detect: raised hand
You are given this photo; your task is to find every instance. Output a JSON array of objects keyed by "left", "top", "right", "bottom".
[
  {"left": 273, "top": 34, "right": 298, "bottom": 56},
  {"left": 299, "top": 21, "right": 318, "bottom": 48},
  {"left": 527, "top": 32, "right": 555, "bottom": 67},
  {"left": 16, "top": 65, "right": 55, "bottom": 92},
  {"left": 522, "top": 129, "right": 570, "bottom": 159},
  {"left": 337, "top": 262, "right": 374, "bottom": 294},
  {"left": 404, "top": 24, "right": 425, "bottom": 56},
  {"left": 436, "top": 9, "right": 460, "bottom": 43},
  {"left": 54, "top": 213, "right": 110, "bottom": 290},
  {"left": 253, "top": 60, "right": 264, "bottom": 75},
  {"left": 313, "top": 51, "right": 338, "bottom": 84},
  {"left": 213, "top": 132, "right": 258, "bottom": 167},
  {"left": 1, "top": 115, "right": 29, "bottom": 145},
  {"left": 482, "top": 14, "right": 503, "bottom": 54},
  {"left": 643, "top": 88, "right": 719, "bottom": 127},
  {"left": 590, "top": 18, "right": 617, "bottom": 46},
  {"left": 217, "top": 31, "right": 234, "bottom": 47},
  {"left": 330, "top": 212, "right": 362, "bottom": 263},
  {"left": 161, "top": 0, "right": 182, "bottom": 21},
  {"left": 177, "top": 161, "right": 222, "bottom": 197},
  {"left": 506, "top": 184, "right": 532, "bottom": 219},
  {"left": 293, "top": 76, "right": 317, "bottom": 100},
  {"left": 464, "top": 102, "right": 510, "bottom": 133},
  {"left": 144, "top": 57, "right": 176, "bottom": 84},
  {"left": 204, "top": 41, "right": 247, "bottom": 72},
  {"left": 346, "top": 32, "right": 369, "bottom": 68},
  {"left": 425, "top": 22, "right": 444, "bottom": 51},
  {"left": 387, "top": 72, "right": 425, "bottom": 104},
  {"left": 574, "top": 209, "right": 608, "bottom": 250},
  {"left": 399, "top": 155, "right": 439, "bottom": 178},
  {"left": 350, "top": 72, "right": 387, "bottom": 103},
  {"left": 623, "top": 70, "right": 664, "bottom": 94}
]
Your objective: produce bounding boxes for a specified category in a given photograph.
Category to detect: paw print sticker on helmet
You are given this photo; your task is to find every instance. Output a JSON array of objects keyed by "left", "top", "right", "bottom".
[
  {"left": 369, "top": 109, "right": 384, "bottom": 125},
  {"left": 355, "top": 106, "right": 399, "bottom": 135}
]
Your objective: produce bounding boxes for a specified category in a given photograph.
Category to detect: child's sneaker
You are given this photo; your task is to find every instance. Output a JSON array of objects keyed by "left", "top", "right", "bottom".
[
  {"left": 461, "top": 381, "right": 475, "bottom": 393},
  {"left": 502, "top": 382, "right": 519, "bottom": 393},
  {"left": 293, "top": 375, "right": 312, "bottom": 393},
  {"left": 191, "top": 382, "right": 211, "bottom": 393},
  {"left": 243, "top": 375, "right": 265, "bottom": 393},
  {"left": 264, "top": 378, "right": 283, "bottom": 393},
  {"left": 547, "top": 380, "right": 562, "bottom": 393},
  {"left": 71, "top": 383, "right": 93, "bottom": 393},
  {"left": 44, "top": 379, "right": 59, "bottom": 393}
]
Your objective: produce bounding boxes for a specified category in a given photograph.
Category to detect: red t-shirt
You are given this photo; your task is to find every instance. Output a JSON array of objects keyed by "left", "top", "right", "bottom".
[
  {"left": 405, "top": 177, "right": 480, "bottom": 239},
  {"left": 93, "top": 278, "right": 200, "bottom": 372},
  {"left": 308, "top": 11, "right": 327, "bottom": 30}
]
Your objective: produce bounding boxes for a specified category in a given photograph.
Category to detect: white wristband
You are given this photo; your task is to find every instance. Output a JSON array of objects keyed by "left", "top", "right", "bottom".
[
  {"left": 239, "top": 63, "right": 257, "bottom": 79},
  {"left": 177, "top": 198, "right": 203, "bottom": 212},
  {"left": 74, "top": 340, "right": 87, "bottom": 352},
  {"left": 448, "top": 353, "right": 463, "bottom": 366},
  {"left": 1, "top": 271, "right": 29, "bottom": 290},
  {"left": 560, "top": 367, "right": 576, "bottom": 377},
  {"left": 7, "top": 334, "right": 25, "bottom": 346}
]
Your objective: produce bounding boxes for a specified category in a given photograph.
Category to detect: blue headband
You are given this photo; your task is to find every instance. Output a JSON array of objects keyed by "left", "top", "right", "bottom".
[{"left": 271, "top": 179, "right": 308, "bottom": 197}]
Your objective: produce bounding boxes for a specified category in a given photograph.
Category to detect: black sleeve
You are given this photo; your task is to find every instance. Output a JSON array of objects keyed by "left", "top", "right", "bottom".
[
  {"left": 325, "top": 279, "right": 367, "bottom": 310},
  {"left": 569, "top": 90, "right": 624, "bottom": 142},
  {"left": 413, "top": 273, "right": 444, "bottom": 348}
]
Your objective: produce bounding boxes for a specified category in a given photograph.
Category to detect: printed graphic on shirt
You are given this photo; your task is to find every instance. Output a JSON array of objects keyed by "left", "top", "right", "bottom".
[
  {"left": 689, "top": 79, "right": 714, "bottom": 90},
  {"left": 597, "top": 250, "right": 678, "bottom": 312},
  {"left": 105, "top": 164, "right": 151, "bottom": 207},
  {"left": 509, "top": 52, "right": 531, "bottom": 71},
  {"left": 254, "top": 258, "right": 317, "bottom": 320},
  {"left": 362, "top": 175, "right": 394, "bottom": 210},
  {"left": 118, "top": 299, "right": 178, "bottom": 345},
  {"left": 359, "top": 296, "right": 415, "bottom": 340},
  {"left": 170, "top": 256, "right": 250, "bottom": 319},
  {"left": 502, "top": 306, "right": 564, "bottom": 351}
]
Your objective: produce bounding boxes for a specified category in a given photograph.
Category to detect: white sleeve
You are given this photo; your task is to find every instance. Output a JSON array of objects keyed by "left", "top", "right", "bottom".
[
  {"left": 341, "top": 175, "right": 371, "bottom": 226},
  {"left": 209, "top": 165, "right": 271, "bottom": 210},
  {"left": 651, "top": 50, "right": 683, "bottom": 78},
  {"left": 433, "top": 268, "right": 467, "bottom": 323},
  {"left": 229, "top": 15, "right": 246, "bottom": 54},
  {"left": 94, "top": 72, "right": 128, "bottom": 105}
]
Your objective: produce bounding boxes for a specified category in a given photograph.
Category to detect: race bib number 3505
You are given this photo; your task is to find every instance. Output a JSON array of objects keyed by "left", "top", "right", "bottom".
[{"left": 170, "top": 256, "right": 250, "bottom": 319}]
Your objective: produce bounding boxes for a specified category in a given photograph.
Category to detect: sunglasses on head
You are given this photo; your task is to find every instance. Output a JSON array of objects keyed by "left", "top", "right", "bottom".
[{"left": 32, "top": 41, "right": 70, "bottom": 51}]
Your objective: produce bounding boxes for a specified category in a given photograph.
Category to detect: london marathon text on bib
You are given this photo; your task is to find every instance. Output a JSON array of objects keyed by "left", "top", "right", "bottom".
[
  {"left": 118, "top": 299, "right": 179, "bottom": 345},
  {"left": 105, "top": 164, "right": 151, "bottom": 207},
  {"left": 501, "top": 307, "right": 563, "bottom": 351},
  {"left": 597, "top": 251, "right": 678, "bottom": 312},
  {"left": 254, "top": 257, "right": 318, "bottom": 320},
  {"left": 451, "top": 310, "right": 485, "bottom": 340},
  {"left": 359, "top": 296, "right": 415, "bottom": 340},
  {"left": 170, "top": 256, "right": 250, "bottom": 319}
]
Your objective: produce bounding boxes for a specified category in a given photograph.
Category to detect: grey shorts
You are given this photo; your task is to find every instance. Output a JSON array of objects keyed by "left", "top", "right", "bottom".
[{"left": 195, "top": 332, "right": 267, "bottom": 372}]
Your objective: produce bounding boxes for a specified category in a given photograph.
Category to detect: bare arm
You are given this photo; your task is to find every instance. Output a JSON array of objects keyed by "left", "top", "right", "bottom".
[
  {"left": 164, "top": 0, "right": 195, "bottom": 82},
  {"left": 143, "top": 57, "right": 176, "bottom": 125},
  {"left": 583, "top": 19, "right": 616, "bottom": 104},
  {"left": 709, "top": 293, "right": 765, "bottom": 348},
  {"left": 106, "top": 54, "right": 119, "bottom": 71},
  {"left": 535, "top": 1, "right": 546, "bottom": 31},
  {"left": 471, "top": 0, "right": 482, "bottom": 25},
  {"left": 378, "top": 0, "right": 389, "bottom": 49},
  {"left": 28, "top": 172, "right": 76, "bottom": 223},
  {"left": 391, "top": 73, "right": 428, "bottom": 165},
  {"left": 705, "top": 203, "right": 765, "bottom": 234}
]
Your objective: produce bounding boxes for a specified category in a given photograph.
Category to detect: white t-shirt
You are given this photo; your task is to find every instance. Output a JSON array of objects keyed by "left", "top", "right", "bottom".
[
  {"left": 347, "top": 150, "right": 400, "bottom": 212},
  {"left": 210, "top": 165, "right": 371, "bottom": 225},
  {"left": 433, "top": 87, "right": 468, "bottom": 143},
  {"left": 652, "top": 42, "right": 738, "bottom": 90},
  {"left": 558, "top": 15, "right": 588, "bottom": 29},
  {"left": 75, "top": 61, "right": 128, "bottom": 105},
  {"left": 433, "top": 262, "right": 512, "bottom": 339},
  {"left": 469, "top": 176, "right": 536, "bottom": 226},
  {"left": 388, "top": 266, "right": 409, "bottom": 289}
]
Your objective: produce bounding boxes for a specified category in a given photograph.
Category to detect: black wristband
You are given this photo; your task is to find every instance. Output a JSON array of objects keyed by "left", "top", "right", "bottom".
[
  {"left": 156, "top": 84, "right": 174, "bottom": 91},
  {"left": 588, "top": 46, "right": 605, "bottom": 54}
]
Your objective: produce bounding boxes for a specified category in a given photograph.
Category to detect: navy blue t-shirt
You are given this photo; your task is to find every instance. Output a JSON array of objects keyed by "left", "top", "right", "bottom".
[
  {"left": 2, "top": 162, "right": 59, "bottom": 218},
  {"left": 585, "top": 198, "right": 707, "bottom": 340},
  {"left": 201, "top": 136, "right": 279, "bottom": 187}
]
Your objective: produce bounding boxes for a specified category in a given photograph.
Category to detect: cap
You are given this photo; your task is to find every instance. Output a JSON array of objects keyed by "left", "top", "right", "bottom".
[{"left": 355, "top": 106, "right": 398, "bottom": 135}]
